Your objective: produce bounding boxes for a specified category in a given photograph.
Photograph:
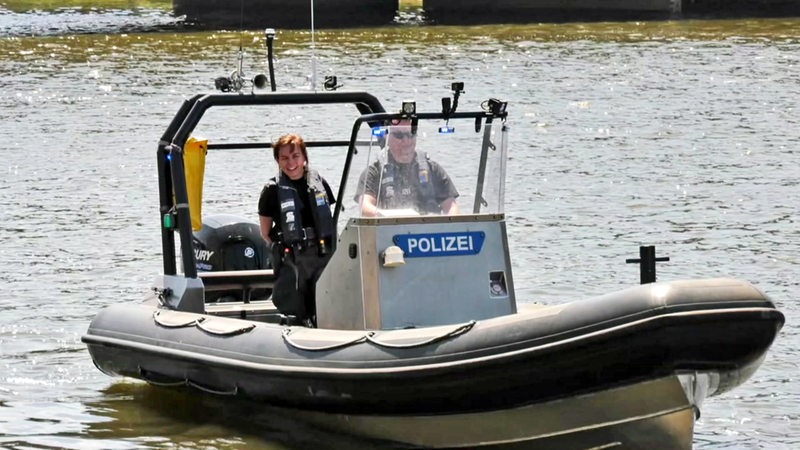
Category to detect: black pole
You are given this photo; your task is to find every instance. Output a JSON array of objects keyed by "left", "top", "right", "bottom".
[
  {"left": 626, "top": 245, "right": 670, "bottom": 284},
  {"left": 167, "top": 144, "right": 198, "bottom": 279},
  {"left": 265, "top": 28, "right": 276, "bottom": 92},
  {"left": 472, "top": 116, "right": 495, "bottom": 214}
]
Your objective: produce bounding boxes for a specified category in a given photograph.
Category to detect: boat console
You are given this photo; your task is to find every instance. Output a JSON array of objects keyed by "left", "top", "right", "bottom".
[
  {"left": 317, "top": 213, "right": 515, "bottom": 329},
  {"left": 316, "top": 107, "right": 515, "bottom": 329}
]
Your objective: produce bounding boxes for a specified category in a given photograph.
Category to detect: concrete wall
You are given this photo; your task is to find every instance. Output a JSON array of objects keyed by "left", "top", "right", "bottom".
[
  {"left": 422, "top": 0, "right": 680, "bottom": 24},
  {"left": 174, "top": 0, "right": 800, "bottom": 29},
  {"left": 174, "top": 0, "right": 399, "bottom": 29},
  {"left": 422, "top": 0, "right": 800, "bottom": 24}
]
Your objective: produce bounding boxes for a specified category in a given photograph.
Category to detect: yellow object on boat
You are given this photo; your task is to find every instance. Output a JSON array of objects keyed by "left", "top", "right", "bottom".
[{"left": 184, "top": 137, "right": 207, "bottom": 231}]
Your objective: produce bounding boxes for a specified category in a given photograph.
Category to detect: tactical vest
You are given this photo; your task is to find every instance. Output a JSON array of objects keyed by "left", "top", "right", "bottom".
[
  {"left": 270, "top": 169, "right": 334, "bottom": 245},
  {"left": 379, "top": 152, "right": 440, "bottom": 214}
]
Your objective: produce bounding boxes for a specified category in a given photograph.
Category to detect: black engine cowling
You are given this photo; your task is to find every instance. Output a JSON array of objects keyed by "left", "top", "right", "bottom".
[{"left": 192, "top": 214, "right": 271, "bottom": 301}]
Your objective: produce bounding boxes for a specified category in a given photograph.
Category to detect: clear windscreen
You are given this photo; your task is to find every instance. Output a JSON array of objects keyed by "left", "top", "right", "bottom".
[{"left": 341, "top": 116, "right": 508, "bottom": 223}]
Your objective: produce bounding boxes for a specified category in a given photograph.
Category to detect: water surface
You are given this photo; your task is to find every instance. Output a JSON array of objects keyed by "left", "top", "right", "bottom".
[{"left": 0, "top": 10, "right": 798, "bottom": 450}]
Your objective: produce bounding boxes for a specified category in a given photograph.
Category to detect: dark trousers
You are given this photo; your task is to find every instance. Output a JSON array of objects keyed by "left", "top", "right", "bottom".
[{"left": 271, "top": 244, "right": 331, "bottom": 322}]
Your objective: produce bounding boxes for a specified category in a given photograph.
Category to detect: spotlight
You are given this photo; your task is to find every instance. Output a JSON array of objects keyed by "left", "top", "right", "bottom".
[
  {"left": 486, "top": 98, "right": 508, "bottom": 115},
  {"left": 214, "top": 77, "right": 233, "bottom": 92},
  {"left": 401, "top": 101, "right": 416, "bottom": 115}
]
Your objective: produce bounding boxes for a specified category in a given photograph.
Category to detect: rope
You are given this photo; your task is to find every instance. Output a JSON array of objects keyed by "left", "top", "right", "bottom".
[
  {"left": 138, "top": 367, "right": 185, "bottom": 387},
  {"left": 139, "top": 367, "right": 238, "bottom": 395},
  {"left": 366, "top": 321, "right": 477, "bottom": 349},
  {"left": 282, "top": 328, "right": 372, "bottom": 351},
  {"left": 281, "top": 320, "right": 477, "bottom": 351},
  {"left": 187, "top": 379, "right": 239, "bottom": 396}
]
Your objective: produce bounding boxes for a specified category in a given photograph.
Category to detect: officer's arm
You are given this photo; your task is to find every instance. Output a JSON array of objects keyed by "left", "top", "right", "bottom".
[
  {"left": 359, "top": 194, "right": 381, "bottom": 217},
  {"left": 440, "top": 197, "right": 459, "bottom": 215},
  {"left": 259, "top": 216, "right": 274, "bottom": 245}
]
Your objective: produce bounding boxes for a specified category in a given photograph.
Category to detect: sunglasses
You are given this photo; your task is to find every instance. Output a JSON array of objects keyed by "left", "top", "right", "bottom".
[{"left": 390, "top": 131, "right": 416, "bottom": 139}]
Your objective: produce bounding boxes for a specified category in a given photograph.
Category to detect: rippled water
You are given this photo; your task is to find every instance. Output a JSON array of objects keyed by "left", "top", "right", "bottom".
[
  {"left": 0, "top": 2, "right": 183, "bottom": 36},
  {"left": 0, "top": 8, "right": 798, "bottom": 450}
]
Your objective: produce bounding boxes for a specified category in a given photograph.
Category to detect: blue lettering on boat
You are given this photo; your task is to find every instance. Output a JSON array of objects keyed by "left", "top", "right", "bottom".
[{"left": 393, "top": 232, "right": 485, "bottom": 257}]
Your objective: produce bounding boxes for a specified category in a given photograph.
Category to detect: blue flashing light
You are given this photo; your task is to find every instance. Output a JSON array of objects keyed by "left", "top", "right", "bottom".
[
  {"left": 439, "top": 126, "right": 455, "bottom": 134},
  {"left": 372, "top": 127, "right": 387, "bottom": 137},
  {"left": 166, "top": 153, "right": 172, "bottom": 161}
]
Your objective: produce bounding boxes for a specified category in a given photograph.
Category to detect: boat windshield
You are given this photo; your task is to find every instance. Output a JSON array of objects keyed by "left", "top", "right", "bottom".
[{"left": 340, "top": 117, "right": 508, "bottom": 222}]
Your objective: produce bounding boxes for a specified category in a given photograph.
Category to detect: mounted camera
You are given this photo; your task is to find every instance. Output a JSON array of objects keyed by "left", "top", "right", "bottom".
[
  {"left": 440, "top": 81, "right": 464, "bottom": 133},
  {"left": 486, "top": 98, "right": 508, "bottom": 115},
  {"left": 442, "top": 81, "right": 465, "bottom": 117}
]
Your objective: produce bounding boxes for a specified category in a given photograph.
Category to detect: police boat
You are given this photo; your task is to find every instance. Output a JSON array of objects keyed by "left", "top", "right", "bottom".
[{"left": 82, "top": 85, "right": 784, "bottom": 450}]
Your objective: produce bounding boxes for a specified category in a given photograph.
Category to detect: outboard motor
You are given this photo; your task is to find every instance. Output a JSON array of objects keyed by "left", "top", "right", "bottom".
[{"left": 192, "top": 214, "right": 271, "bottom": 301}]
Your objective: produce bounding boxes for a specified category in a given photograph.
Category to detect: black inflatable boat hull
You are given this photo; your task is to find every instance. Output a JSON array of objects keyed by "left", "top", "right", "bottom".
[{"left": 83, "top": 278, "right": 783, "bottom": 448}]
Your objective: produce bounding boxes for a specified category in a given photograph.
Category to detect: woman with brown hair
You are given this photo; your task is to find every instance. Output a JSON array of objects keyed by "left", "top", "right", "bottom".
[{"left": 258, "top": 133, "right": 336, "bottom": 327}]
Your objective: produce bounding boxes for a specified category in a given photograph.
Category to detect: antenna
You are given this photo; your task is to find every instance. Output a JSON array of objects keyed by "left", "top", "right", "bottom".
[
  {"left": 238, "top": 0, "right": 245, "bottom": 54},
  {"left": 264, "top": 28, "right": 277, "bottom": 91},
  {"left": 310, "top": 0, "right": 317, "bottom": 92}
]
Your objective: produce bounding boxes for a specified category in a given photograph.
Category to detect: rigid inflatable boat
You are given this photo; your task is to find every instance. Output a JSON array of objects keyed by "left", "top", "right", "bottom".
[{"left": 83, "top": 83, "right": 784, "bottom": 449}]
